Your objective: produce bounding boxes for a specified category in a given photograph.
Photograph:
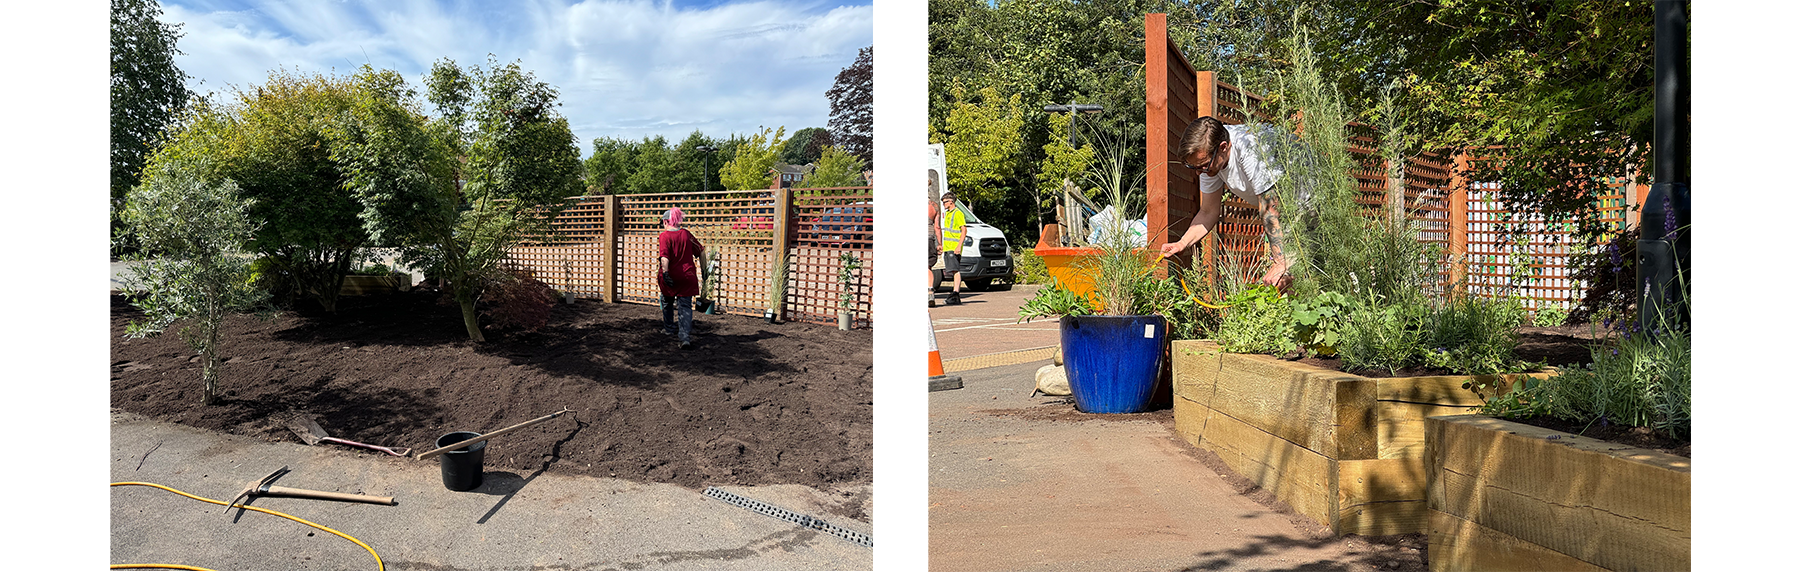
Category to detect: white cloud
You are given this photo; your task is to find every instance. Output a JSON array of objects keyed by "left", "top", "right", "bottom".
[{"left": 161, "top": 0, "right": 872, "bottom": 152}]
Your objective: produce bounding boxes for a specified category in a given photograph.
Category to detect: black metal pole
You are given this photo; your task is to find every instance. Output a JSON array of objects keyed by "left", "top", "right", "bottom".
[{"left": 1637, "top": 0, "right": 1690, "bottom": 332}]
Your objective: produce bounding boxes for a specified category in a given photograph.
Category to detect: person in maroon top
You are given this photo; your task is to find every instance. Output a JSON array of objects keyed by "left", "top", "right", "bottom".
[{"left": 658, "top": 207, "right": 705, "bottom": 349}]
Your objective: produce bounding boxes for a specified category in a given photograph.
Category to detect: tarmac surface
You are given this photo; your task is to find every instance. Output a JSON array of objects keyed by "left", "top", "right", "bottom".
[
  {"left": 929, "top": 360, "right": 1412, "bottom": 572},
  {"left": 109, "top": 409, "right": 873, "bottom": 570}
]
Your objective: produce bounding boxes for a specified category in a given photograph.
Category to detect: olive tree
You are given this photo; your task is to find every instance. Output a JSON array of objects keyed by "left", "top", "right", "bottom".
[{"left": 119, "top": 154, "right": 267, "bottom": 406}]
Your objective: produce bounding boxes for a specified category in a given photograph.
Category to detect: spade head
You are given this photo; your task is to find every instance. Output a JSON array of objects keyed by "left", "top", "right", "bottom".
[{"left": 285, "top": 413, "right": 328, "bottom": 446}]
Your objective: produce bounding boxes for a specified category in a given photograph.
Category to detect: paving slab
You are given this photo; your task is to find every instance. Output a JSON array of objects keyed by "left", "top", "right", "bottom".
[
  {"left": 110, "top": 410, "right": 872, "bottom": 571},
  {"left": 929, "top": 360, "right": 1419, "bottom": 572}
]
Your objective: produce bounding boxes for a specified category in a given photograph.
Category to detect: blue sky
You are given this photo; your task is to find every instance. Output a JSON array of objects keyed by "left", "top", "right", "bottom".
[{"left": 158, "top": 0, "right": 874, "bottom": 154}]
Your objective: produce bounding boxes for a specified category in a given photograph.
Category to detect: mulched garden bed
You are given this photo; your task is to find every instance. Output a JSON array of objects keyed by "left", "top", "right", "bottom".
[{"left": 110, "top": 289, "right": 873, "bottom": 491}]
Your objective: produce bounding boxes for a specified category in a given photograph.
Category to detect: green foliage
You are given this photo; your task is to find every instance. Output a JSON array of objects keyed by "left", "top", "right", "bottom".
[
  {"left": 142, "top": 69, "right": 369, "bottom": 314},
  {"left": 1012, "top": 247, "right": 1049, "bottom": 284},
  {"left": 1336, "top": 298, "right": 1426, "bottom": 374},
  {"left": 1220, "top": 0, "right": 1659, "bottom": 243},
  {"left": 1036, "top": 112, "right": 1095, "bottom": 208},
  {"left": 1481, "top": 312, "right": 1691, "bottom": 442},
  {"left": 719, "top": 126, "right": 788, "bottom": 191},
  {"left": 118, "top": 155, "right": 268, "bottom": 406},
  {"left": 1532, "top": 305, "right": 1569, "bottom": 328},
  {"left": 837, "top": 252, "right": 863, "bottom": 310},
  {"left": 1419, "top": 296, "right": 1530, "bottom": 376},
  {"left": 1290, "top": 290, "right": 1350, "bottom": 357},
  {"left": 111, "top": 0, "right": 192, "bottom": 255},
  {"left": 931, "top": 83, "right": 1025, "bottom": 208},
  {"left": 1214, "top": 285, "right": 1294, "bottom": 355},
  {"left": 800, "top": 145, "right": 869, "bottom": 189},
  {"left": 421, "top": 56, "right": 585, "bottom": 341},
  {"left": 584, "top": 137, "right": 638, "bottom": 193},
  {"left": 1017, "top": 280, "right": 1094, "bottom": 322}
]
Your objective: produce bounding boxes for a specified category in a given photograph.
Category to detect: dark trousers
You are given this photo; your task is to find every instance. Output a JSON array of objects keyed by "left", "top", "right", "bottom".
[{"left": 661, "top": 295, "right": 693, "bottom": 343}]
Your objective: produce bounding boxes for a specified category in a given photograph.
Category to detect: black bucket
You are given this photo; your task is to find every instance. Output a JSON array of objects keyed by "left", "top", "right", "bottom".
[{"left": 436, "top": 431, "right": 486, "bottom": 491}]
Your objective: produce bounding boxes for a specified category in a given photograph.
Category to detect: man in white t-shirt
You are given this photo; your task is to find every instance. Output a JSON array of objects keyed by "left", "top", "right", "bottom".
[{"left": 1157, "top": 115, "right": 1310, "bottom": 291}]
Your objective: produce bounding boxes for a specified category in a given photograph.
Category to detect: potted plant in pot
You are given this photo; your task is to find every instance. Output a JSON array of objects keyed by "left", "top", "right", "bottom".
[
  {"left": 836, "top": 251, "right": 862, "bottom": 330},
  {"left": 1017, "top": 116, "right": 1169, "bottom": 414},
  {"left": 696, "top": 246, "right": 719, "bottom": 314}
]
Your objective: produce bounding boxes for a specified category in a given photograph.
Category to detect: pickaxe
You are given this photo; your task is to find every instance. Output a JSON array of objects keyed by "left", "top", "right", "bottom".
[{"left": 227, "top": 466, "right": 397, "bottom": 514}]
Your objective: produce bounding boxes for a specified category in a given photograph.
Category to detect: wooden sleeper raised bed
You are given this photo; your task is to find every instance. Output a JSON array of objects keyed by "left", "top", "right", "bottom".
[
  {"left": 1424, "top": 414, "right": 1690, "bottom": 572},
  {"left": 1170, "top": 339, "right": 1549, "bottom": 536}
]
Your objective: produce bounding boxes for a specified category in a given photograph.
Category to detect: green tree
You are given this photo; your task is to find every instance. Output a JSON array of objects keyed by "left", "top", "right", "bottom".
[
  {"left": 119, "top": 155, "right": 267, "bottom": 406},
  {"left": 719, "top": 126, "right": 788, "bottom": 191},
  {"left": 672, "top": 130, "right": 722, "bottom": 192},
  {"left": 799, "top": 145, "right": 869, "bottom": 190},
  {"left": 781, "top": 127, "right": 833, "bottom": 166},
  {"left": 1037, "top": 112, "right": 1096, "bottom": 209},
  {"left": 142, "top": 70, "right": 368, "bottom": 314},
  {"left": 626, "top": 135, "right": 682, "bottom": 194},
  {"left": 422, "top": 57, "right": 585, "bottom": 341},
  {"left": 931, "top": 83, "right": 1024, "bottom": 208},
  {"left": 584, "top": 137, "right": 638, "bottom": 193},
  {"left": 111, "top": 0, "right": 192, "bottom": 254}
]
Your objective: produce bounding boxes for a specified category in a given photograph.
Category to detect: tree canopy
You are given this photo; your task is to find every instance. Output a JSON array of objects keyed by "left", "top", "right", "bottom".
[
  {"left": 826, "top": 46, "right": 873, "bottom": 169},
  {"left": 112, "top": 0, "right": 192, "bottom": 252},
  {"left": 719, "top": 126, "right": 788, "bottom": 191}
]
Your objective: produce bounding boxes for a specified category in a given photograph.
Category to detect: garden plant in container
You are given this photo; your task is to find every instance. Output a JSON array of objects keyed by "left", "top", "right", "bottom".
[
  {"left": 1017, "top": 119, "right": 1188, "bottom": 414},
  {"left": 837, "top": 251, "right": 862, "bottom": 330}
]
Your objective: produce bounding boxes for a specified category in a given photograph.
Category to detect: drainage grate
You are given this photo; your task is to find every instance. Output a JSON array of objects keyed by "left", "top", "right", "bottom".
[{"left": 702, "top": 487, "right": 873, "bottom": 548}]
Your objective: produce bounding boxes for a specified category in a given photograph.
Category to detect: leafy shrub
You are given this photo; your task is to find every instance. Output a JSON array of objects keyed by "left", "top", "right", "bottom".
[
  {"left": 1214, "top": 285, "right": 1294, "bottom": 355},
  {"left": 1336, "top": 299, "right": 1425, "bottom": 375},
  {"left": 1012, "top": 247, "right": 1049, "bottom": 284},
  {"left": 1290, "top": 291, "right": 1351, "bottom": 357},
  {"left": 1419, "top": 296, "right": 1530, "bottom": 376},
  {"left": 1532, "top": 304, "right": 1569, "bottom": 328},
  {"left": 352, "top": 262, "right": 392, "bottom": 275},
  {"left": 1481, "top": 281, "right": 1690, "bottom": 441},
  {"left": 1017, "top": 280, "right": 1093, "bottom": 322},
  {"left": 480, "top": 267, "right": 558, "bottom": 332}
]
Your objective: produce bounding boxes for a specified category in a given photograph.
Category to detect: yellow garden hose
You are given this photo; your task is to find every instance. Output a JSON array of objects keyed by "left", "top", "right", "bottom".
[{"left": 110, "top": 481, "right": 385, "bottom": 571}]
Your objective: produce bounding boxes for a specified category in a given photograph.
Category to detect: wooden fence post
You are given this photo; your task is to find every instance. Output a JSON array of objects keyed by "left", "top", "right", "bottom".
[
  {"left": 603, "top": 194, "right": 619, "bottom": 303},
  {"left": 1448, "top": 154, "right": 1470, "bottom": 296},
  {"left": 1194, "top": 71, "right": 1217, "bottom": 289},
  {"left": 773, "top": 187, "right": 792, "bottom": 321}
]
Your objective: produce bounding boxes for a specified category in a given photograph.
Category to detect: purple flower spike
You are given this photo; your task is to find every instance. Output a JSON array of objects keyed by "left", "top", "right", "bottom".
[{"left": 1663, "top": 192, "right": 1679, "bottom": 241}]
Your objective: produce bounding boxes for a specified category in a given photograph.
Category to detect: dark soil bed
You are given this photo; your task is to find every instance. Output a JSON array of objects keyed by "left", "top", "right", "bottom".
[{"left": 111, "top": 290, "right": 873, "bottom": 491}]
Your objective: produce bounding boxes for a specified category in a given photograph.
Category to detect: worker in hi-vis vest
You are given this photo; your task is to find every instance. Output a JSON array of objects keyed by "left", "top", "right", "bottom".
[{"left": 939, "top": 190, "right": 967, "bottom": 305}]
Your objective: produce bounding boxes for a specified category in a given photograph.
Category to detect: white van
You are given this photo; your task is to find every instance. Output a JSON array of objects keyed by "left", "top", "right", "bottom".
[{"left": 928, "top": 144, "right": 1015, "bottom": 291}]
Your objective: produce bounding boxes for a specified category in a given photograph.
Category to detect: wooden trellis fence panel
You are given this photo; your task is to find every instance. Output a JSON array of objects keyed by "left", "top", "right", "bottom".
[
  {"left": 1146, "top": 13, "right": 1624, "bottom": 309},
  {"left": 1455, "top": 175, "right": 1636, "bottom": 314},
  {"left": 504, "top": 187, "right": 874, "bottom": 327}
]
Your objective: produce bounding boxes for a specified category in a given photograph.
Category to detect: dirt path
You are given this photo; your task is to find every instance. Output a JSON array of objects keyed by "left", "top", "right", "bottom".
[{"left": 111, "top": 290, "right": 872, "bottom": 496}]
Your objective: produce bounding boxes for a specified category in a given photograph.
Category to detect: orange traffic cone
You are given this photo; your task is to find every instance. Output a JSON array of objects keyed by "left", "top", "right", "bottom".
[{"left": 928, "top": 314, "right": 962, "bottom": 391}]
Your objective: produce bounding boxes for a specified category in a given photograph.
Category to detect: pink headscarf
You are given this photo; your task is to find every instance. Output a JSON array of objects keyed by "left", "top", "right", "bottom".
[{"left": 663, "top": 207, "right": 684, "bottom": 229}]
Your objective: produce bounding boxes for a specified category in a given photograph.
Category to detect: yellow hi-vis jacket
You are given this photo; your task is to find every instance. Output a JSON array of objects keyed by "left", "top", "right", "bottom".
[{"left": 941, "top": 207, "right": 966, "bottom": 252}]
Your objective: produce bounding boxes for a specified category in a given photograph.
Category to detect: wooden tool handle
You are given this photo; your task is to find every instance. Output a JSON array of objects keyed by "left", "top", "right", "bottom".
[
  {"left": 263, "top": 485, "right": 396, "bottom": 506},
  {"left": 413, "top": 408, "right": 572, "bottom": 460}
]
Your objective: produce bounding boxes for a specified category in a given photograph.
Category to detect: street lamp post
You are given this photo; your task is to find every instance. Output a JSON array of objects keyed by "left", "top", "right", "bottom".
[{"left": 697, "top": 145, "right": 718, "bottom": 192}]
